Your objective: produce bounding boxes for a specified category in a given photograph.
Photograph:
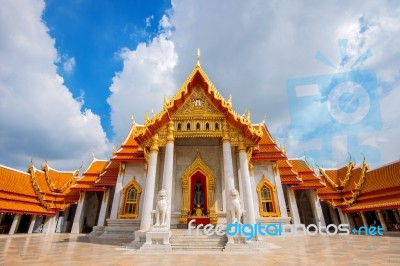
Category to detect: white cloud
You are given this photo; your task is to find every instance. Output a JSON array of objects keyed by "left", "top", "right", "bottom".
[
  {"left": 162, "top": 0, "right": 400, "bottom": 167},
  {"left": 0, "top": 0, "right": 110, "bottom": 170},
  {"left": 108, "top": 0, "right": 399, "bottom": 167},
  {"left": 145, "top": 15, "right": 154, "bottom": 28},
  {"left": 63, "top": 56, "right": 76, "bottom": 73},
  {"left": 108, "top": 15, "right": 178, "bottom": 144}
]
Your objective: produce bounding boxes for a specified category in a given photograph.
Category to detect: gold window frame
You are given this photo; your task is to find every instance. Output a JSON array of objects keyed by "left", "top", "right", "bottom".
[
  {"left": 118, "top": 178, "right": 142, "bottom": 219},
  {"left": 256, "top": 175, "right": 280, "bottom": 217}
]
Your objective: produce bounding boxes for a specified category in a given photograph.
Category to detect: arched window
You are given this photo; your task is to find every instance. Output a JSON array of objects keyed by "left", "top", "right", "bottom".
[
  {"left": 177, "top": 123, "right": 181, "bottom": 131},
  {"left": 215, "top": 123, "right": 219, "bottom": 130},
  {"left": 256, "top": 176, "right": 279, "bottom": 217},
  {"left": 187, "top": 123, "right": 191, "bottom": 130},
  {"left": 196, "top": 122, "right": 200, "bottom": 130},
  {"left": 206, "top": 122, "right": 210, "bottom": 130},
  {"left": 119, "top": 178, "right": 142, "bottom": 219}
]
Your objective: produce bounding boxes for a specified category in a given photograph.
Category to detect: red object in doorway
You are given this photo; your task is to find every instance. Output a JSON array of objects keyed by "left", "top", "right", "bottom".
[{"left": 187, "top": 217, "right": 210, "bottom": 225}]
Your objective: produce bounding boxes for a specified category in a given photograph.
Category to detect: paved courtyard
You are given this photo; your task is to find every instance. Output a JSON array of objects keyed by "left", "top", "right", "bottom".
[{"left": 0, "top": 233, "right": 399, "bottom": 265}]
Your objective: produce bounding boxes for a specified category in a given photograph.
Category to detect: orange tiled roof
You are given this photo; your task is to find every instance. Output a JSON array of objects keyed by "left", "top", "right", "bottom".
[
  {"left": 341, "top": 161, "right": 400, "bottom": 212},
  {"left": 28, "top": 163, "right": 80, "bottom": 211},
  {"left": 72, "top": 158, "right": 107, "bottom": 191},
  {"left": 0, "top": 165, "right": 54, "bottom": 215},
  {"left": 252, "top": 124, "right": 286, "bottom": 162},
  {"left": 95, "top": 160, "right": 120, "bottom": 187},
  {"left": 317, "top": 162, "right": 368, "bottom": 208},
  {"left": 290, "top": 159, "right": 325, "bottom": 190},
  {"left": 0, "top": 165, "right": 36, "bottom": 197},
  {"left": 277, "top": 159, "right": 302, "bottom": 185},
  {"left": 43, "top": 164, "right": 78, "bottom": 192},
  {"left": 0, "top": 199, "right": 54, "bottom": 215},
  {"left": 112, "top": 125, "right": 146, "bottom": 162},
  {"left": 134, "top": 66, "right": 263, "bottom": 145}
]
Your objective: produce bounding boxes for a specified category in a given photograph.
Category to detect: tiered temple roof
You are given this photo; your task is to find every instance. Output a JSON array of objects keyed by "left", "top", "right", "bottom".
[
  {"left": 251, "top": 124, "right": 286, "bottom": 161},
  {"left": 0, "top": 161, "right": 83, "bottom": 215},
  {"left": 95, "top": 160, "right": 120, "bottom": 187},
  {"left": 289, "top": 159, "right": 325, "bottom": 190},
  {"left": 0, "top": 165, "right": 53, "bottom": 215},
  {"left": 71, "top": 158, "right": 107, "bottom": 191},
  {"left": 28, "top": 162, "right": 80, "bottom": 211},
  {"left": 339, "top": 160, "right": 400, "bottom": 213}
]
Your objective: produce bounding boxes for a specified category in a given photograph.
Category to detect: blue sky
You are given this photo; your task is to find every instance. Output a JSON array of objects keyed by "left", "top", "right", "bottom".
[
  {"left": 44, "top": 0, "right": 171, "bottom": 138},
  {"left": 1, "top": 0, "right": 399, "bottom": 171}
]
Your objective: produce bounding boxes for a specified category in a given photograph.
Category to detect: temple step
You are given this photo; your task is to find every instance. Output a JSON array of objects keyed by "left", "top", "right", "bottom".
[{"left": 169, "top": 229, "right": 227, "bottom": 251}]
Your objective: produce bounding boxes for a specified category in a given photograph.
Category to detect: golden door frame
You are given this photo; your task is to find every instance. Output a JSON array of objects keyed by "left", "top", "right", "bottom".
[{"left": 180, "top": 154, "right": 218, "bottom": 224}]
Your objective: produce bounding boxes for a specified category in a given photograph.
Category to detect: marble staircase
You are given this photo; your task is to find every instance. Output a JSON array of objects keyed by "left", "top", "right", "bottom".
[
  {"left": 89, "top": 219, "right": 140, "bottom": 240},
  {"left": 169, "top": 229, "right": 227, "bottom": 251}
]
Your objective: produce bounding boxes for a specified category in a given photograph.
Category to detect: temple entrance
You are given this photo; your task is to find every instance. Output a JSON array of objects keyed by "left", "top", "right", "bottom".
[{"left": 180, "top": 154, "right": 217, "bottom": 225}]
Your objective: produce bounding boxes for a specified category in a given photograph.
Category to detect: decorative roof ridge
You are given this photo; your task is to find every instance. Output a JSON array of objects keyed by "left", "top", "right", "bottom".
[
  {"left": 260, "top": 122, "right": 277, "bottom": 144},
  {"left": 319, "top": 168, "right": 339, "bottom": 189},
  {"left": 339, "top": 161, "right": 355, "bottom": 188},
  {"left": 120, "top": 123, "right": 140, "bottom": 147},
  {"left": 0, "top": 164, "right": 30, "bottom": 176},
  {"left": 133, "top": 57, "right": 263, "bottom": 144}
]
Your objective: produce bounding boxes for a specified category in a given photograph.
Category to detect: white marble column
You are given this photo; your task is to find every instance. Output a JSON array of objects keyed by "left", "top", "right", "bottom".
[
  {"left": 273, "top": 164, "right": 288, "bottom": 217},
  {"left": 337, "top": 208, "right": 349, "bottom": 224},
  {"left": 41, "top": 215, "right": 52, "bottom": 234},
  {"left": 162, "top": 121, "right": 174, "bottom": 228},
  {"left": 71, "top": 192, "right": 87, "bottom": 233},
  {"left": 360, "top": 212, "right": 369, "bottom": 228},
  {"left": 222, "top": 122, "right": 235, "bottom": 223},
  {"left": 328, "top": 206, "right": 340, "bottom": 225},
  {"left": 27, "top": 215, "right": 37, "bottom": 234},
  {"left": 238, "top": 141, "right": 256, "bottom": 225},
  {"left": 110, "top": 163, "right": 126, "bottom": 219},
  {"left": 308, "top": 190, "right": 326, "bottom": 226},
  {"left": 139, "top": 134, "right": 159, "bottom": 232},
  {"left": 97, "top": 188, "right": 110, "bottom": 226},
  {"left": 48, "top": 211, "right": 60, "bottom": 234},
  {"left": 285, "top": 186, "right": 301, "bottom": 224},
  {"left": 376, "top": 210, "right": 388, "bottom": 231},
  {"left": 249, "top": 171, "right": 260, "bottom": 219},
  {"left": 8, "top": 214, "right": 21, "bottom": 235}
]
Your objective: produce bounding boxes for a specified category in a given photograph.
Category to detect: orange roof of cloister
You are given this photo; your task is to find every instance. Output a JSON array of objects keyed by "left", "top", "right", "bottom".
[
  {"left": 0, "top": 165, "right": 54, "bottom": 215},
  {"left": 340, "top": 160, "right": 400, "bottom": 213},
  {"left": 289, "top": 159, "right": 325, "bottom": 190},
  {"left": 72, "top": 158, "right": 107, "bottom": 191}
]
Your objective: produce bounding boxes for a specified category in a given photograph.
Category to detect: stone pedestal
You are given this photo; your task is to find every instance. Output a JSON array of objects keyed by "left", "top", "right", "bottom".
[{"left": 140, "top": 225, "right": 172, "bottom": 251}]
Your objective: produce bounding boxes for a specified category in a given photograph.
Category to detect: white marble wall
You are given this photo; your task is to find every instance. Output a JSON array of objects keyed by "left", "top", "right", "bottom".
[{"left": 122, "top": 162, "right": 147, "bottom": 219}]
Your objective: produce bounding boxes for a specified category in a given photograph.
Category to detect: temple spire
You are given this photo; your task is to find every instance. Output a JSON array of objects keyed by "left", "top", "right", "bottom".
[{"left": 196, "top": 48, "right": 201, "bottom": 66}]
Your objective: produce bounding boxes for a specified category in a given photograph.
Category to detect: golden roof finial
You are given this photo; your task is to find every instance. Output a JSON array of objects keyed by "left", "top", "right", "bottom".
[
  {"left": 246, "top": 110, "right": 251, "bottom": 122},
  {"left": 196, "top": 48, "right": 201, "bottom": 66},
  {"left": 262, "top": 113, "right": 267, "bottom": 124},
  {"left": 163, "top": 95, "right": 169, "bottom": 110}
]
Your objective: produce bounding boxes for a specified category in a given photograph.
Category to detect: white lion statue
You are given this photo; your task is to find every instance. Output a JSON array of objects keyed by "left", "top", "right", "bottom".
[
  {"left": 155, "top": 189, "right": 168, "bottom": 226},
  {"left": 230, "top": 189, "right": 242, "bottom": 224}
]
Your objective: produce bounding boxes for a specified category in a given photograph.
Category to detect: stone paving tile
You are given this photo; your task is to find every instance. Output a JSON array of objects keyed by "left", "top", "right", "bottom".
[{"left": 0, "top": 233, "right": 399, "bottom": 265}]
